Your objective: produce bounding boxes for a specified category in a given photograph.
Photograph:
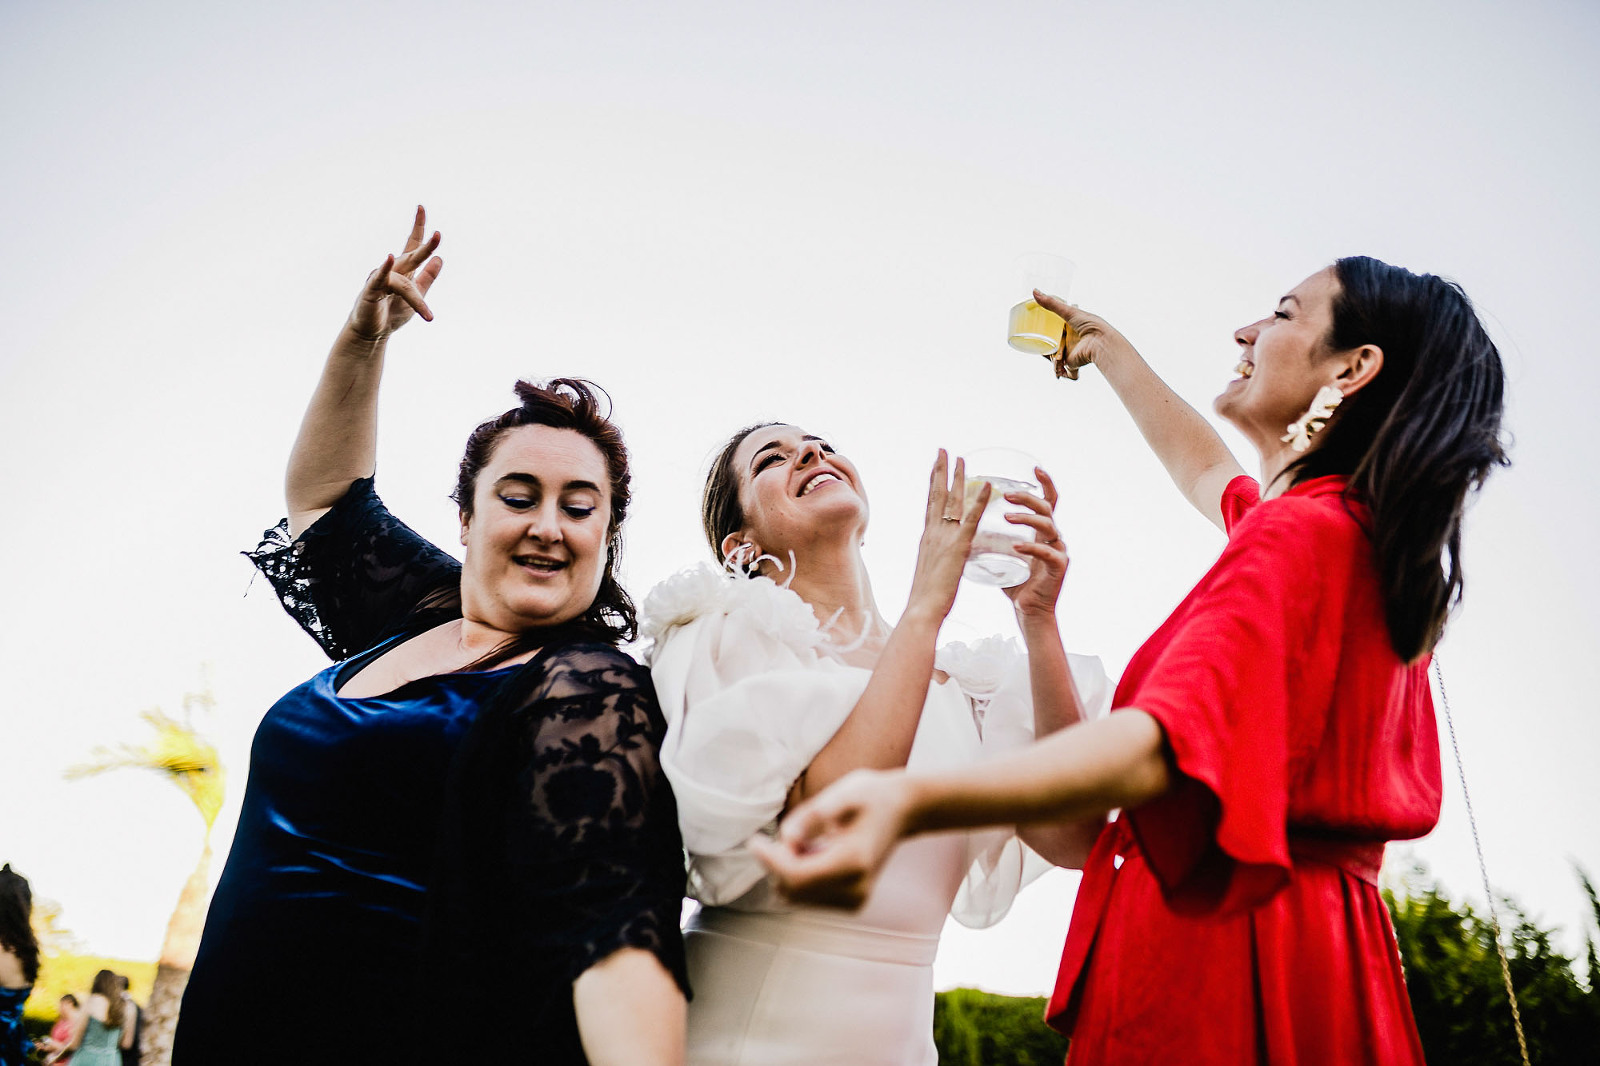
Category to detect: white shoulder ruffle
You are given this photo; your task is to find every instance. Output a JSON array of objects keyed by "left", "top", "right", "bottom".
[
  {"left": 935, "top": 635, "right": 1022, "bottom": 704},
  {"left": 641, "top": 563, "right": 824, "bottom": 661}
]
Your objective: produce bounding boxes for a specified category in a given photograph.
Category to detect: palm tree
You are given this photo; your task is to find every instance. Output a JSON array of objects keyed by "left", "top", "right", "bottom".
[{"left": 67, "top": 684, "right": 225, "bottom": 1066}]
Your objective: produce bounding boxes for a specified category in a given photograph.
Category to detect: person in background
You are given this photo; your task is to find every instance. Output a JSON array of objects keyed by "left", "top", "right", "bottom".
[
  {"left": 756, "top": 258, "right": 1507, "bottom": 1064},
  {"left": 114, "top": 977, "right": 139, "bottom": 1066},
  {"left": 65, "top": 971, "right": 130, "bottom": 1066},
  {"left": 41, "top": 994, "right": 80, "bottom": 1065},
  {"left": 0, "top": 865, "right": 39, "bottom": 1066}
]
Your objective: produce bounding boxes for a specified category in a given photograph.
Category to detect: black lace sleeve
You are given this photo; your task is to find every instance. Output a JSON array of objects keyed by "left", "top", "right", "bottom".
[
  {"left": 245, "top": 477, "right": 463, "bottom": 661},
  {"left": 503, "top": 645, "right": 689, "bottom": 993},
  {"left": 426, "top": 643, "right": 689, "bottom": 1051}
]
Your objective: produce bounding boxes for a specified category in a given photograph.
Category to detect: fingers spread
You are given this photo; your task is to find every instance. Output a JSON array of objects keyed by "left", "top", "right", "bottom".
[
  {"left": 388, "top": 275, "right": 434, "bottom": 321},
  {"left": 403, "top": 205, "right": 426, "bottom": 254},
  {"left": 415, "top": 255, "right": 444, "bottom": 296},
  {"left": 397, "top": 230, "right": 442, "bottom": 273},
  {"left": 362, "top": 254, "right": 396, "bottom": 299}
]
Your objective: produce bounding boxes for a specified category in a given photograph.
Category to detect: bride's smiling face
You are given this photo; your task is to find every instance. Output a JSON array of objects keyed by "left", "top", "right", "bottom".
[{"left": 727, "top": 424, "right": 869, "bottom": 562}]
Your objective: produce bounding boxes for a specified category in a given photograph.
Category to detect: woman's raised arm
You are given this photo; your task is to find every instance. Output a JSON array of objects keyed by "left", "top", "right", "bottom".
[
  {"left": 1035, "top": 291, "right": 1244, "bottom": 532},
  {"left": 787, "top": 452, "right": 988, "bottom": 803},
  {"left": 286, "top": 206, "right": 443, "bottom": 537}
]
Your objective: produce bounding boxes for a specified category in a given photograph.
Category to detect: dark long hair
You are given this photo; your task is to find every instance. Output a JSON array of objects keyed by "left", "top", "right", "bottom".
[
  {"left": 1286, "top": 256, "right": 1509, "bottom": 662},
  {"left": 0, "top": 864, "right": 39, "bottom": 985},
  {"left": 451, "top": 379, "right": 637, "bottom": 663},
  {"left": 701, "top": 422, "right": 780, "bottom": 564}
]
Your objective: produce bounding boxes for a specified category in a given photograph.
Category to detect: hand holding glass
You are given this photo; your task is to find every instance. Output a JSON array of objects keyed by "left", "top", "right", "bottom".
[
  {"left": 1007, "top": 253, "right": 1079, "bottom": 378},
  {"left": 961, "top": 448, "right": 1041, "bottom": 588}
]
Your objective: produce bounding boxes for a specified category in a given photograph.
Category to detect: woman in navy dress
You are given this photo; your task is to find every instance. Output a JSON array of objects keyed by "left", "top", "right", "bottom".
[
  {"left": 173, "top": 209, "right": 688, "bottom": 1066},
  {"left": 0, "top": 865, "right": 39, "bottom": 1066}
]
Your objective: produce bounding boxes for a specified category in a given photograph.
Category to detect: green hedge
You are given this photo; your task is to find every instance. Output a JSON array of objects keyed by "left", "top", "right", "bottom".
[{"left": 933, "top": 987, "right": 1069, "bottom": 1065}]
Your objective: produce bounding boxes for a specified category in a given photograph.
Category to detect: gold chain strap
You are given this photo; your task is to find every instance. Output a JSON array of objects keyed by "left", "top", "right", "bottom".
[{"left": 1433, "top": 655, "right": 1531, "bottom": 1066}]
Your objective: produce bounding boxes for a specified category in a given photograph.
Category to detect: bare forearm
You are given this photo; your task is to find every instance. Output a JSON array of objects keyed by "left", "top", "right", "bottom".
[
  {"left": 796, "top": 611, "right": 940, "bottom": 801},
  {"left": 1013, "top": 612, "right": 1105, "bottom": 866},
  {"left": 1095, "top": 347, "right": 1241, "bottom": 530},
  {"left": 1017, "top": 611, "right": 1084, "bottom": 737},
  {"left": 573, "top": 948, "right": 685, "bottom": 1066},
  {"left": 906, "top": 710, "right": 1171, "bottom": 836},
  {"left": 285, "top": 327, "right": 388, "bottom": 535}
]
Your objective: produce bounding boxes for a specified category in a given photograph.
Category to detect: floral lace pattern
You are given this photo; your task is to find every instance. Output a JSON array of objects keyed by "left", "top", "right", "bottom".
[
  {"left": 245, "top": 477, "right": 463, "bottom": 661},
  {"left": 433, "top": 643, "right": 689, "bottom": 1006},
  {"left": 245, "top": 479, "right": 689, "bottom": 1038}
]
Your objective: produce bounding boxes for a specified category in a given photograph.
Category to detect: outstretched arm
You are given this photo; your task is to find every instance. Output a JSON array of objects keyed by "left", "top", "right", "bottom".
[
  {"left": 1035, "top": 291, "right": 1244, "bottom": 532},
  {"left": 999, "top": 467, "right": 1103, "bottom": 868},
  {"left": 286, "top": 206, "right": 443, "bottom": 536},
  {"left": 752, "top": 710, "right": 1172, "bottom": 909}
]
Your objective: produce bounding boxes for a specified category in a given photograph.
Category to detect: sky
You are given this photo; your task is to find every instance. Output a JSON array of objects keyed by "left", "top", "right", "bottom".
[{"left": 3, "top": 1, "right": 1597, "bottom": 998}]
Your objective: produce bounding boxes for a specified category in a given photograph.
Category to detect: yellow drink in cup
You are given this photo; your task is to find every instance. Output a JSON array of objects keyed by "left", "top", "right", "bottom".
[
  {"left": 1007, "top": 299, "right": 1067, "bottom": 357},
  {"left": 1006, "top": 254, "right": 1077, "bottom": 373}
]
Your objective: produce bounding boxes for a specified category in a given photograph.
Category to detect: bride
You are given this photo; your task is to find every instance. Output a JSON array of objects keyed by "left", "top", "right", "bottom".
[{"left": 642, "top": 424, "right": 1109, "bottom": 1065}]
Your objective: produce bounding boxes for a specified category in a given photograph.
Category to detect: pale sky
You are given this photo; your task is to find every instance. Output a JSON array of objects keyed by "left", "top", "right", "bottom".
[{"left": 3, "top": 1, "right": 1597, "bottom": 997}]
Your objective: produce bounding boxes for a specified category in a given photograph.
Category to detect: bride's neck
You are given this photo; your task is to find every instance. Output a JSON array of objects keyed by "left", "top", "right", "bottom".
[{"left": 778, "top": 541, "right": 886, "bottom": 645}]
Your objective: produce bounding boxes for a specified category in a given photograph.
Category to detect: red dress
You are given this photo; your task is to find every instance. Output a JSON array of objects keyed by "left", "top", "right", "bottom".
[{"left": 1046, "top": 475, "right": 1438, "bottom": 1064}]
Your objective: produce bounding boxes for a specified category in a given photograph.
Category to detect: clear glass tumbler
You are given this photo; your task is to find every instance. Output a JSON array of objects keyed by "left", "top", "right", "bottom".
[{"left": 960, "top": 447, "right": 1041, "bottom": 588}]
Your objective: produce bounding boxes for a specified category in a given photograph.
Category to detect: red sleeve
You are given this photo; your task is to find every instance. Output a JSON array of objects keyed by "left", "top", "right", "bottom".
[
  {"left": 1124, "top": 494, "right": 1350, "bottom": 915},
  {"left": 1220, "top": 474, "right": 1260, "bottom": 532}
]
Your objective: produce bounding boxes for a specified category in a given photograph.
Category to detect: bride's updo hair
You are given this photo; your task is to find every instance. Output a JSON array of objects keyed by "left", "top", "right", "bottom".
[
  {"left": 454, "top": 378, "right": 637, "bottom": 643},
  {"left": 702, "top": 422, "right": 779, "bottom": 564}
]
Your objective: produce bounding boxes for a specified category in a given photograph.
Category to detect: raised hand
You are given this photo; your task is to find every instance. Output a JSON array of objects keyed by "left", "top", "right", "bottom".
[
  {"left": 903, "top": 451, "right": 988, "bottom": 625},
  {"left": 1002, "top": 465, "right": 1069, "bottom": 619},
  {"left": 748, "top": 768, "right": 914, "bottom": 909},
  {"left": 346, "top": 205, "right": 444, "bottom": 342},
  {"left": 1031, "top": 290, "right": 1137, "bottom": 380}
]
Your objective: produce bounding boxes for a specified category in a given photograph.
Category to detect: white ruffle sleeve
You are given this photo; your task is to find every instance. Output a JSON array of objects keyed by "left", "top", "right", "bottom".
[
  {"left": 642, "top": 565, "right": 1114, "bottom": 920},
  {"left": 934, "top": 637, "right": 1113, "bottom": 927},
  {"left": 643, "top": 566, "right": 871, "bottom": 905}
]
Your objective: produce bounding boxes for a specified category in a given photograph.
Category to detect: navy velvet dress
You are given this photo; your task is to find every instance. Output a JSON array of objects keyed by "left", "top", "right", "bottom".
[
  {"left": 173, "top": 479, "right": 687, "bottom": 1065},
  {"left": 0, "top": 984, "right": 28, "bottom": 1066}
]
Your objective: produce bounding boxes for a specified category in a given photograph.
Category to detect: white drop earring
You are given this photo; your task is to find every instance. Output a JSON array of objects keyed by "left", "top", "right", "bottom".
[{"left": 1282, "top": 385, "right": 1345, "bottom": 453}]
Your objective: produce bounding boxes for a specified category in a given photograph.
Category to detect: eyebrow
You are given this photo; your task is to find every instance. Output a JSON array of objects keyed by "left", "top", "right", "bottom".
[
  {"left": 495, "top": 472, "right": 603, "bottom": 494},
  {"left": 1278, "top": 294, "right": 1301, "bottom": 306}
]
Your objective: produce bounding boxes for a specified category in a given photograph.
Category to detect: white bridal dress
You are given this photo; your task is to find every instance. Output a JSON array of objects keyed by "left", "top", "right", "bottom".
[{"left": 642, "top": 566, "right": 1110, "bottom": 1066}]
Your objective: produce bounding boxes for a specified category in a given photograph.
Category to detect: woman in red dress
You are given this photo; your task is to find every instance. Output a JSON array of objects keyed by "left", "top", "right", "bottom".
[{"left": 753, "top": 257, "right": 1508, "bottom": 1064}]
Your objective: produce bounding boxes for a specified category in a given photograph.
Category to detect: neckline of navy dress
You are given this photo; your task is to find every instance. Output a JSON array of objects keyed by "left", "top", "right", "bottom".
[{"left": 325, "top": 626, "right": 523, "bottom": 702}]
